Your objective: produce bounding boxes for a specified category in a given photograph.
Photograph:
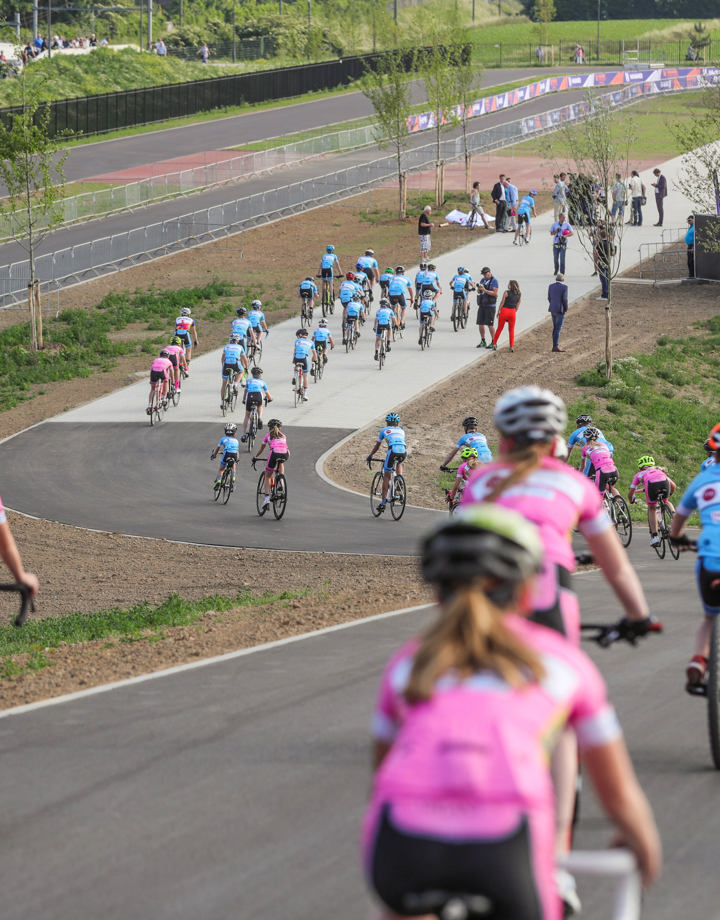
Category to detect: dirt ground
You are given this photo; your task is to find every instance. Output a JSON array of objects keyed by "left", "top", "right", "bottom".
[{"left": 1, "top": 187, "right": 715, "bottom": 709}]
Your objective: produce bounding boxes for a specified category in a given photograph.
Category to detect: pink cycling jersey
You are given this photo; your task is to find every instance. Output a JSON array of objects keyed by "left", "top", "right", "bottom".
[
  {"left": 630, "top": 467, "right": 667, "bottom": 500},
  {"left": 263, "top": 434, "right": 288, "bottom": 454},
  {"left": 150, "top": 357, "right": 172, "bottom": 377},
  {"left": 363, "top": 613, "right": 621, "bottom": 920},
  {"left": 581, "top": 443, "right": 615, "bottom": 474},
  {"left": 163, "top": 344, "right": 185, "bottom": 361}
]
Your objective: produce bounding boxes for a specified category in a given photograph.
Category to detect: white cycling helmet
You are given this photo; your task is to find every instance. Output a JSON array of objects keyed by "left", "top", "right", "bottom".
[
  {"left": 251, "top": 299, "right": 262, "bottom": 309},
  {"left": 318, "top": 318, "right": 328, "bottom": 327},
  {"left": 181, "top": 307, "right": 191, "bottom": 316},
  {"left": 493, "top": 386, "right": 567, "bottom": 444},
  {"left": 422, "top": 289, "right": 435, "bottom": 299}
]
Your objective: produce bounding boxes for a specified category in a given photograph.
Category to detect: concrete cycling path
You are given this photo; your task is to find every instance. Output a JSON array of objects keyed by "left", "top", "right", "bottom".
[
  {"left": 0, "top": 552, "right": 716, "bottom": 920},
  {"left": 0, "top": 156, "right": 694, "bottom": 553}
]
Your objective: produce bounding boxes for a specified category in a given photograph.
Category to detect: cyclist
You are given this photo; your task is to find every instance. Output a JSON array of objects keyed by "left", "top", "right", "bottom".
[
  {"left": 514, "top": 188, "right": 538, "bottom": 244},
  {"left": 417, "top": 289, "right": 438, "bottom": 344},
  {"left": 388, "top": 265, "right": 413, "bottom": 330},
  {"left": 670, "top": 425, "right": 720, "bottom": 693},
  {"left": 299, "top": 276, "right": 319, "bottom": 317},
  {"left": 459, "top": 387, "right": 655, "bottom": 900},
  {"left": 319, "top": 244, "right": 342, "bottom": 303},
  {"left": 220, "top": 334, "right": 249, "bottom": 408},
  {"left": 415, "top": 261, "right": 440, "bottom": 304},
  {"left": 211, "top": 423, "right": 240, "bottom": 491},
  {"left": 292, "top": 328, "right": 316, "bottom": 402},
  {"left": 445, "top": 445, "right": 481, "bottom": 506},
  {"left": 366, "top": 412, "right": 407, "bottom": 513},
  {"left": 254, "top": 418, "right": 290, "bottom": 509},
  {"left": 363, "top": 505, "right": 661, "bottom": 919},
  {"left": 355, "top": 249, "right": 379, "bottom": 295},
  {"left": 449, "top": 265, "right": 475, "bottom": 320},
  {"left": 339, "top": 271, "right": 359, "bottom": 314},
  {"left": 378, "top": 267, "right": 394, "bottom": 299},
  {"left": 701, "top": 438, "right": 716, "bottom": 471},
  {"left": 231, "top": 306, "right": 256, "bottom": 350},
  {"left": 248, "top": 299, "right": 269, "bottom": 341},
  {"left": 567, "top": 413, "right": 613, "bottom": 474},
  {"left": 162, "top": 338, "right": 187, "bottom": 391},
  {"left": 241, "top": 366, "right": 272, "bottom": 441},
  {"left": 312, "top": 317, "right": 334, "bottom": 370},
  {"left": 582, "top": 426, "right": 620, "bottom": 497},
  {"left": 147, "top": 352, "right": 172, "bottom": 413},
  {"left": 174, "top": 307, "right": 198, "bottom": 369},
  {"left": 343, "top": 292, "right": 366, "bottom": 345},
  {"left": 628, "top": 456, "right": 677, "bottom": 548},
  {"left": 441, "top": 416, "right": 493, "bottom": 469},
  {"left": 373, "top": 298, "right": 397, "bottom": 361}
]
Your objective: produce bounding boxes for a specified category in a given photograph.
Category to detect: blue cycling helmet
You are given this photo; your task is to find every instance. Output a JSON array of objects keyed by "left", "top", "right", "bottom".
[
  {"left": 386, "top": 412, "right": 400, "bottom": 425},
  {"left": 529, "top": 189, "right": 538, "bottom": 196},
  {"left": 326, "top": 244, "right": 335, "bottom": 253}
]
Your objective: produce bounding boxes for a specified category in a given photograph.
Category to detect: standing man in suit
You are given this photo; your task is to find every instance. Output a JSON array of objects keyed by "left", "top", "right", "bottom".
[
  {"left": 651, "top": 168, "right": 667, "bottom": 226},
  {"left": 491, "top": 174, "right": 507, "bottom": 232},
  {"left": 548, "top": 273, "right": 569, "bottom": 352}
]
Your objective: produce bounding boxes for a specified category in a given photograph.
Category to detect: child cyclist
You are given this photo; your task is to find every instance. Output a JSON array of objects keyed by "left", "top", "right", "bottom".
[
  {"left": 445, "top": 446, "right": 480, "bottom": 506},
  {"left": 582, "top": 426, "right": 621, "bottom": 497},
  {"left": 241, "top": 367, "right": 273, "bottom": 442},
  {"left": 174, "top": 307, "right": 198, "bottom": 369},
  {"left": 311, "top": 318, "right": 334, "bottom": 369},
  {"left": 220, "top": 334, "right": 248, "bottom": 408},
  {"left": 363, "top": 505, "right": 661, "bottom": 920},
  {"left": 628, "top": 456, "right": 677, "bottom": 548},
  {"left": 162, "top": 337, "right": 187, "bottom": 391},
  {"left": 373, "top": 299, "right": 397, "bottom": 361},
  {"left": 366, "top": 412, "right": 407, "bottom": 513},
  {"left": 417, "top": 289, "right": 438, "bottom": 344},
  {"left": 441, "top": 416, "right": 492, "bottom": 470},
  {"left": 253, "top": 419, "right": 290, "bottom": 509},
  {"left": 211, "top": 423, "right": 240, "bottom": 491},
  {"left": 147, "top": 352, "right": 172, "bottom": 413}
]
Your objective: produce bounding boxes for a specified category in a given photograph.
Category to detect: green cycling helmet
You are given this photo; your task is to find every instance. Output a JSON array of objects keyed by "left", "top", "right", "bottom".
[{"left": 637, "top": 455, "right": 655, "bottom": 469}]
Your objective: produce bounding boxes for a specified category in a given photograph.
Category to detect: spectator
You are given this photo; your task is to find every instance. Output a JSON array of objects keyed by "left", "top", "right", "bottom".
[
  {"left": 548, "top": 273, "right": 569, "bottom": 352},
  {"left": 491, "top": 173, "right": 507, "bottom": 232},
  {"left": 198, "top": 42, "right": 210, "bottom": 63},
  {"left": 491, "top": 279, "right": 521, "bottom": 352},
  {"left": 627, "top": 169, "right": 644, "bottom": 226},
  {"left": 155, "top": 38, "right": 167, "bottom": 56},
  {"left": 469, "top": 181, "right": 490, "bottom": 229},
  {"left": 550, "top": 211, "right": 573, "bottom": 275},
  {"left": 686, "top": 215, "right": 695, "bottom": 278},
  {"left": 574, "top": 44, "right": 585, "bottom": 64},
  {"left": 536, "top": 44, "right": 545, "bottom": 64},
  {"left": 475, "top": 266, "right": 498, "bottom": 348},
  {"left": 418, "top": 205, "right": 432, "bottom": 261},
  {"left": 651, "top": 168, "right": 667, "bottom": 226},
  {"left": 503, "top": 176, "right": 519, "bottom": 233},
  {"left": 89, "top": 32, "right": 97, "bottom": 46},
  {"left": 610, "top": 173, "right": 626, "bottom": 222},
  {"left": 552, "top": 172, "right": 568, "bottom": 221}
]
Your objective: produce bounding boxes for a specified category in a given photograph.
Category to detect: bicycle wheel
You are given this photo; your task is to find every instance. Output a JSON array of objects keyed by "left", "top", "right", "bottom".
[
  {"left": 151, "top": 392, "right": 163, "bottom": 426},
  {"left": 169, "top": 382, "right": 180, "bottom": 407},
  {"left": 390, "top": 475, "right": 407, "bottom": 520},
  {"left": 653, "top": 524, "right": 666, "bottom": 559},
  {"left": 452, "top": 301, "right": 459, "bottom": 332},
  {"left": 256, "top": 471, "right": 268, "bottom": 516},
  {"left": 460, "top": 306, "right": 468, "bottom": 329},
  {"left": 378, "top": 343, "right": 385, "bottom": 370},
  {"left": 221, "top": 468, "right": 233, "bottom": 505},
  {"left": 230, "top": 387, "right": 239, "bottom": 412},
  {"left": 611, "top": 495, "right": 632, "bottom": 548},
  {"left": 662, "top": 502, "right": 679, "bottom": 559},
  {"left": 345, "top": 327, "right": 352, "bottom": 353},
  {"left": 247, "top": 412, "right": 257, "bottom": 452},
  {"left": 316, "top": 356, "right": 324, "bottom": 381},
  {"left": 708, "top": 616, "right": 720, "bottom": 769},
  {"left": 370, "top": 471, "right": 384, "bottom": 516},
  {"left": 255, "top": 339, "right": 263, "bottom": 364},
  {"left": 272, "top": 473, "right": 288, "bottom": 520}
]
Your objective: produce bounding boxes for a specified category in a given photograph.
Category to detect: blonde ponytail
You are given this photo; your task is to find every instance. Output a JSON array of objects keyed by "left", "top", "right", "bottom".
[{"left": 486, "top": 442, "right": 547, "bottom": 503}]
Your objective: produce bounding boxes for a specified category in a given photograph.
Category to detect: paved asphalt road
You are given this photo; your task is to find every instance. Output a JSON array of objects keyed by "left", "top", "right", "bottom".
[{"left": 1, "top": 557, "right": 719, "bottom": 920}]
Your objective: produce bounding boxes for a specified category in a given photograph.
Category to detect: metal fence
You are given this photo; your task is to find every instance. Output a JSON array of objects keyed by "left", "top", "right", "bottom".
[
  {"left": 0, "top": 82, "right": 681, "bottom": 306},
  {"left": 474, "top": 38, "right": 720, "bottom": 69}
]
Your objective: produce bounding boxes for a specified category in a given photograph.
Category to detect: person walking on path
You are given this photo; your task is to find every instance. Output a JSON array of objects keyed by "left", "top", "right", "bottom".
[
  {"left": 491, "top": 279, "right": 521, "bottom": 352},
  {"left": 651, "top": 168, "right": 667, "bottom": 226},
  {"left": 552, "top": 172, "right": 568, "bottom": 221},
  {"left": 418, "top": 205, "right": 433, "bottom": 261},
  {"left": 476, "top": 266, "right": 498, "bottom": 348},
  {"left": 610, "top": 173, "right": 627, "bottom": 222},
  {"left": 685, "top": 215, "right": 695, "bottom": 278},
  {"left": 491, "top": 174, "right": 507, "bottom": 232},
  {"left": 548, "top": 273, "right": 569, "bottom": 352},
  {"left": 198, "top": 42, "right": 210, "bottom": 63},
  {"left": 628, "top": 170, "right": 644, "bottom": 226},
  {"left": 469, "top": 181, "right": 490, "bottom": 229},
  {"left": 550, "top": 211, "right": 573, "bottom": 275}
]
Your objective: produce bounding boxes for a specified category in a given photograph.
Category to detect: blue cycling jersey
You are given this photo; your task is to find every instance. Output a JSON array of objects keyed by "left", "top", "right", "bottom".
[
  {"left": 222, "top": 343, "right": 245, "bottom": 364},
  {"left": 677, "top": 466, "right": 720, "bottom": 564},
  {"left": 293, "top": 338, "right": 313, "bottom": 360},
  {"left": 346, "top": 303, "right": 362, "bottom": 319},
  {"left": 419, "top": 300, "right": 435, "bottom": 316},
  {"left": 567, "top": 426, "right": 613, "bottom": 452},
  {"left": 248, "top": 309, "right": 265, "bottom": 328},
  {"left": 375, "top": 306, "right": 394, "bottom": 326},
  {"left": 218, "top": 435, "right": 240, "bottom": 454},
  {"left": 339, "top": 280, "right": 357, "bottom": 303},
  {"left": 231, "top": 317, "right": 251, "bottom": 338},
  {"left": 356, "top": 255, "right": 378, "bottom": 272},
  {"left": 378, "top": 425, "right": 406, "bottom": 452},
  {"left": 379, "top": 272, "right": 394, "bottom": 285},
  {"left": 245, "top": 378, "right": 268, "bottom": 395},
  {"left": 388, "top": 276, "right": 411, "bottom": 296},
  {"left": 701, "top": 457, "right": 716, "bottom": 472},
  {"left": 450, "top": 274, "right": 471, "bottom": 294},
  {"left": 320, "top": 253, "right": 340, "bottom": 271},
  {"left": 313, "top": 328, "right": 331, "bottom": 344},
  {"left": 300, "top": 280, "right": 318, "bottom": 297},
  {"left": 518, "top": 195, "right": 535, "bottom": 216},
  {"left": 457, "top": 431, "right": 492, "bottom": 463}
]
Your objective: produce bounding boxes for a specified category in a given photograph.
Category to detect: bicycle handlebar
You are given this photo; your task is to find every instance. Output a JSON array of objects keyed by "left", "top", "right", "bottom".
[
  {"left": 0, "top": 582, "right": 36, "bottom": 627},
  {"left": 581, "top": 615, "right": 663, "bottom": 648}
]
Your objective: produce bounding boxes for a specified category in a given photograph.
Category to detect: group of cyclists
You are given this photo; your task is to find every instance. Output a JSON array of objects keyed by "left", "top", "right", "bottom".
[{"left": 146, "top": 306, "right": 196, "bottom": 413}]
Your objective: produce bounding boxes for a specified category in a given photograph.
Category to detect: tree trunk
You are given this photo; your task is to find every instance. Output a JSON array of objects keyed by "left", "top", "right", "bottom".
[
  {"left": 34, "top": 280, "right": 42, "bottom": 348},
  {"left": 465, "top": 150, "right": 472, "bottom": 195},
  {"left": 435, "top": 160, "right": 445, "bottom": 208},
  {"left": 399, "top": 171, "right": 407, "bottom": 221},
  {"left": 28, "top": 282, "right": 37, "bottom": 351},
  {"left": 605, "top": 300, "right": 613, "bottom": 378}
]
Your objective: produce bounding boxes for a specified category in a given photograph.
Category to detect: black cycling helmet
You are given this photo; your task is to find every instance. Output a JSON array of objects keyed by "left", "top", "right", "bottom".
[
  {"left": 583, "top": 426, "right": 600, "bottom": 441},
  {"left": 419, "top": 261, "right": 428, "bottom": 269},
  {"left": 296, "top": 328, "right": 308, "bottom": 337},
  {"left": 428, "top": 263, "right": 436, "bottom": 270},
  {"left": 379, "top": 297, "right": 390, "bottom": 306},
  {"left": 305, "top": 276, "right": 313, "bottom": 282},
  {"left": 463, "top": 416, "right": 478, "bottom": 430},
  {"left": 267, "top": 418, "right": 282, "bottom": 429},
  {"left": 395, "top": 265, "right": 405, "bottom": 274},
  {"left": 251, "top": 366, "right": 263, "bottom": 377},
  {"left": 421, "top": 504, "right": 542, "bottom": 606},
  {"left": 236, "top": 306, "right": 247, "bottom": 317},
  {"left": 576, "top": 414, "right": 592, "bottom": 426}
]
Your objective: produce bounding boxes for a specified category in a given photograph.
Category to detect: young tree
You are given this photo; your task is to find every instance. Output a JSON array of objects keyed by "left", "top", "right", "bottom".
[
  {"left": 362, "top": 49, "right": 414, "bottom": 220},
  {"left": 0, "top": 76, "right": 68, "bottom": 350},
  {"left": 418, "top": 41, "right": 457, "bottom": 208},
  {"left": 445, "top": 40, "right": 482, "bottom": 196},
  {"left": 533, "top": 0, "right": 556, "bottom": 49},
  {"left": 542, "top": 93, "right": 634, "bottom": 377}
]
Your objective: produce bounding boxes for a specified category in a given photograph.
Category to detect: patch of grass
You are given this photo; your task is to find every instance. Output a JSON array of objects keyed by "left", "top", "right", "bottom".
[
  {"left": 567, "top": 317, "right": 720, "bottom": 519},
  {"left": 0, "top": 587, "right": 306, "bottom": 679}
]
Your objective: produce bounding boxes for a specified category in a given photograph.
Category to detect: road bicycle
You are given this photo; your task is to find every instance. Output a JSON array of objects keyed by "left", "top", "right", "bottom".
[
  {"left": 167, "top": 376, "right": 181, "bottom": 408},
  {"left": 368, "top": 457, "right": 407, "bottom": 520},
  {"left": 300, "top": 293, "right": 314, "bottom": 326},
  {"left": 292, "top": 360, "right": 307, "bottom": 407},
  {"left": 319, "top": 276, "right": 335, "bottom": 317},
  {"left": 601, "top": 484, "right": 632, "bottom": 548},
  {"left": 450, "top": 294, "right": 467, "bottom": 331},
  {"left": 246, "top": 394, "right": 268, "bottom": 452},
  {"left": 253, "top": 457, "right": 288, "bottom": 519},
  {"left": 0, "top": 582, "right": 36, "bottom": 627},
  {"left": 221, "top": 368, "right": 239, "bottom": 416},
  {"left": 632, "top": 493, "right": 679, "bottom": 560},
  {"left": 514, "top": 222, "right": 529, "bottom": 246},
  {"left": 392, "top": 317, "right": 404, "bottom": 342},
  {"left": 344, "top": 320, "right": 359, "bottom": 352},
  {"left": 413, "top": 289, "right": 422, "bottom": 317},
  {"left": 376, "top": 327, "right": 391, "bottom": 370},
  {"left": 147, "top": 381, "right": 166, "bottom": 426},
  {"left": 246, "top": 333, "right": 263, "bottom": 368},
  {"left": 213, "top": 458, "right": 236, "bottom": 505},
  {"left": 419, "top": 316, "right": 434, "bottom": 350},
  {"left": 310, "top": 345, "right": 326, "bottom": 382}
]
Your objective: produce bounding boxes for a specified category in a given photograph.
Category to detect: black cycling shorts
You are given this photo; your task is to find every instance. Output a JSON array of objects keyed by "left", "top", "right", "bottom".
[
  {"left": 223, "top": 362, "right": 241, "bottom": 379},
  {"left": 370, "top": 805, "right": 542, "bottom": 919},
  {"left": 698, "top": 561, "right": 720, "bottom": 612},
  {"left": 647, "top": 480, "right": 670, "bottom": 504},
  {"left": 389, "top": 293, "right": 407, "bottom": 307},
  {"left": 245, "top": 392, "right": 263, "bottom": 408},
  {"left": 221, "top": 451, "right": 239, "bottom": 466},
  {"left": 321, "top": 267, "right": 332, "bottom": 280},
  {"left": 293, "top": 357, "right": 309, "bottom": 373},
  {"left": 529, "top": 564, "right": 573, "bottom": 636},
  {"left": 175, "top": 330, "right": 192, "bottom": 346},
  {"left": 267, "top": 451, "right": 288, "bottom": 471},
  {"left": 164, "top": 353, "right": 178, "bottom": 367},
  {"left": 598, "top": 470, "right": 618, "bottom": 491},
  {"left": 150, "top": 369, "right": 166, "bottom": 383}
]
